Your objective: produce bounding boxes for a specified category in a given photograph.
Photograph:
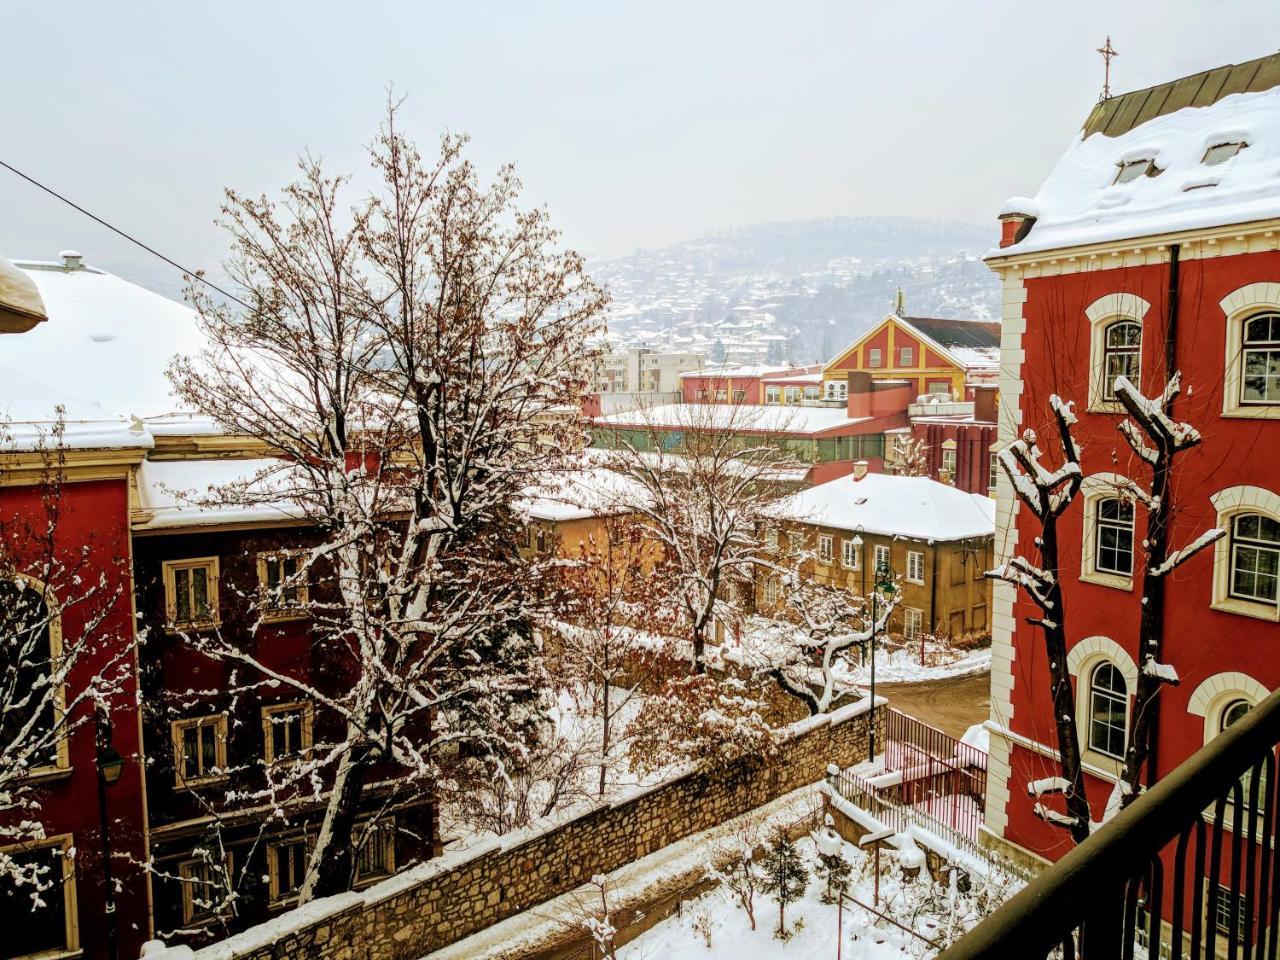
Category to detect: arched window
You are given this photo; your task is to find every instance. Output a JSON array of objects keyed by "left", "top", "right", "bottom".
[
  {"left": 1095, "top": 497, "right": 1136, "bottom": 576},
  {"left": 1241, "top": 311, "right": 1280, "bottom": 405},
  {"left": 0, "top": 579, "right": 58, "bottom": 766},
  {"left": 1229, "top": 513, "right": 1280, "bottom": 605},
  {"left": 1088, "top": 662, "right": 1128, "bottom": 759},
  {"left": 1221, "top": 698, "right": 1252, "bottom": 733},
  {"left": 1101, "top": 320, "right": 1141, "bottom": 400}
]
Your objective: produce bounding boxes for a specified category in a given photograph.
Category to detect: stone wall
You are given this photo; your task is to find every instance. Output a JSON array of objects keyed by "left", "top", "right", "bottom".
[{"left": 191, "top": 701, "right": 882, "bottom": 960}]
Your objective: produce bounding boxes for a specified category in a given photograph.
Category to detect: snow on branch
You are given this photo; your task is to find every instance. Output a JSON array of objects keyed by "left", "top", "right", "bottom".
[
  {"left": 1027, "top": 777, "right": 1071, "bottom": 798},
  {"left": 1114, "top": 373, "right": 1203, "bottom": 453},
  {"left": 1148, "top": 526, "right": 1225, "bottom": 577},
  {"left": 1142, "top": 661, "right": 1180, "bottom": 684}
]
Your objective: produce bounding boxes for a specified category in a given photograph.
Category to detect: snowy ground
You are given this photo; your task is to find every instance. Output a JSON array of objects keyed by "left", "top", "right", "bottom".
[
  {"left": 618, "top": 830, "right": 1011, "bottom": 959},
  {"left": 844, "top": 645, "right": 990, "bottom": 686}
]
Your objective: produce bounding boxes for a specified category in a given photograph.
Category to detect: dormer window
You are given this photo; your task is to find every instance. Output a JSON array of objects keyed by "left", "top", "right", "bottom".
[
  {"left": 1114, "top": 159, "right": 1157, "bottom": 185},
  {"left": 1203, "top": 141, "right": 1246, "bottom": 165}
]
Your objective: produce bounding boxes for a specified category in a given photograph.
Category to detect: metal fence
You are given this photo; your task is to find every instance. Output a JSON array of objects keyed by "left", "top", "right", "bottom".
[{"left": 939, "top": 686, "right": 1280, "bottom": 960}]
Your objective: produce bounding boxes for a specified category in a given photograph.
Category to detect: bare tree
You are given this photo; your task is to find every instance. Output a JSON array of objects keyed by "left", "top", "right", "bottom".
[
  {"left": 742, "top": 557, "right": 897, "bottom": 715},
  {"left": 548, "top": 513, "right": 675, "bottom": 795},
  {"left": 601, "top": 402, "right": 799, "bottom": 672},
  {"left": 0, "top": 416, "right": 134, "bottom": 893},
  {"left": 987, "top": 397, "right": 1091, "bottom": 843},
  {"left": 169, "top": 102, "right": 607, "bottom": 903},
  {"left": 890, "top": 433, "right": 930, "bottom": 478},
  {"left": 1112, "top": 374, "right": 1223, "bottom": 809}
]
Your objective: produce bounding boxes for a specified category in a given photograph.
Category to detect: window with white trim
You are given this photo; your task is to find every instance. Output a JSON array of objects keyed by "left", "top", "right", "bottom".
[
  {"left": 173, "top": 714, "right": 228, "bottom": 787},
  {"left": 765, "top": 385, "right": 780, "bottom": 404},
  {"left": 1095, "top": 498, "right": 1135, "bottom": 577},
  {"left": 763, "top": 576, "right": 781, "bottom": 607},
  {"left": 765, "top": 526, "right": 779, "bottom": 549},
  {"left": 903, "top": 607, "right": 923, "bottom": 640},
  {"left": 989, "top": 451, "right": 999, "bottom": 491},
  {"left": 873, "top": 543, "right": 890, "bottom": 572},
  {"left": 906, "top": 550, "right": 924, "bottom": 584},
  {"left": 0, "top": 836, "right": 77, "bottom": 957},
  {"left": 941, "top": 448, "right": 956, "bottom": 479},
  {"left": 1088, "top": 662, "right": 1128, "bottom": 760},
  {"left": 899, "top": 346, "right": 914, "bottom": 367},
  {"left": 164, "top": 557, "right": 219, "bottom": 628},
  {"left": 868, "top": 348, "right": 882, "bottom": 368},
  {"left": 1229, "top": 514, "right": 1279, "bottom": 606},
  {"left": 818, "top": 535, "right": 833, "bottom": 563},
  {"left": 1241, "top": 312, "right": 1280, "bottom": 405},
  {"left": 1101, "top": 320, "right": 1141, "bottom": 401},
  {"left": 841, "top": 538, "right": 859, "bottom": 570}
]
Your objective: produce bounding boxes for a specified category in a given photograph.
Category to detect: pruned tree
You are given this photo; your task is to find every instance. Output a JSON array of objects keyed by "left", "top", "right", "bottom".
[
  {"left": 1112, "top": 374, "right": 1224, "bottom": 809},
  {"left": 601, "top": 402, "right": 799, "bottom": 672},
  {"left": 812, "top": 814, "right": 851, "bottom": 903},
  {"left": 706, "top": 812, "right": 767, "bottom": 930},
  {"left": 168, "top": 101, "right": 607, "bottom": 903},
  {"left": 742, "top": 558, "right": 898, "bottom": 715},
  {"left": 987, "top": 396, "right": 1091, "bottom": 843},
  {"left": 0, "top": 415, "right": 135, "bottom": 894}
]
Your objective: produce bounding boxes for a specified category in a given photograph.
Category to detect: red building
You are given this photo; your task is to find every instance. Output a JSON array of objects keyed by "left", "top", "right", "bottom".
[
  {"left": 0, "top": 253, "right": 432, "bottom": 959},
  {"left": 678, "top": 363, "right": 809, "bottom": 405},
  {"left": 983, "top": 51, "right": 1280, "bottom": 937},
  {"left": 906, "top": 385, "right": 1000, "bottom": 495}
]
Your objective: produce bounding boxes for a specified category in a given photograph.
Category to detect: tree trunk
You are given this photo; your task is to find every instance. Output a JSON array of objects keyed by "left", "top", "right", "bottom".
[
  {"left": 599, "top": 682, "right": 610, "bottom": 797},
  {"left": 1039, "top": 517, "right": 1093, "bottom": 844},
  {"left": 298, "top": 730, "right": 373, "bottom": 903}
]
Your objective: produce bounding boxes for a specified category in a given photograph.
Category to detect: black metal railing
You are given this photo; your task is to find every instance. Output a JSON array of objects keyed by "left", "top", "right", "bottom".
[{"left": 940, "top": 687, "right": 1280, "bottom": 960}]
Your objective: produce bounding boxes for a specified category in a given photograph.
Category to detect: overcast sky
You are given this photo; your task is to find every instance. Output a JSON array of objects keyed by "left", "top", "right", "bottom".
[{"left": 2, "top": 1, "right": 1277, "bottom": 287}]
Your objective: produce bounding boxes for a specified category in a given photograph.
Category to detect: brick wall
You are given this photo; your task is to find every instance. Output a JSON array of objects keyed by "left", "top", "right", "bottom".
[{"left": 190, "top": 702, "right": 882, "bottom": 960}]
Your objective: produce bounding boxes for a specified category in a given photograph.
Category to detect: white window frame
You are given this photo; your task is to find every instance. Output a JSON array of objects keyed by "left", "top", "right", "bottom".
[
  {"left": 172, "top": 714, "right": 229, "bottom": 789},
  {"left": 1220, "top": 284, "right": 1280, "bottom": 420},
  {"left": 817, "top": 535, "right": 833, "bottom": 563},
  {"left": 765, "top": 385, "right": 780, "bottom": 405},
  {"left": 841, "top": 538, "right": 860, "bottom": 570},
  {"left": 1087, "top": 661, "right": 1129, "bottom": 761},
  {"left": 1067, "top": 636, "right": 1139, "bottom": 773},
  {"left": 1209, "top": 486, "right": 1280, "bottom": 622},
  {"left": 899, "top": 345, "right": 914, "bottom": 367},
  {"left": 1084, "top": 294, "right": 1151, "bottom": 414},
  {"left": 763, "top": 576, "right": 781, "bottom": 608},
  {"left": 868, "top": 347, "right": 882, "bottom": 368},
  {"left": 163, "top": 556, "right": 220, "bottom": 629},
  {"left": 903, "top": 607, "right": 923, "bottom": 641},
  {"left": 1080, "top": 475, "right": 1136, "bottom": 591},
  {"left": 261, "top": 701, "right": 314, "bottom": 768},
  {"left": 873, "top": 543, "right": 890, "bottom": 572},
  {"left": 906, "top": 550, "right": 925, "bottom": 584}
]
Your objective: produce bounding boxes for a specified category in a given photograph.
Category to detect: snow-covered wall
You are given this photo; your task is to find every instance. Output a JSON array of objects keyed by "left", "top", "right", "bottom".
[{"left": 157, "top": 702, "right": 881, "bottom": 960}]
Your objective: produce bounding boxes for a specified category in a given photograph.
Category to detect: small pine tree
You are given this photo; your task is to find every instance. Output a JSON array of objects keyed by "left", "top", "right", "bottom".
[
  {"left": 813, "top": 815, "right": 852, "bottom": 904},
  {"left": 758, "top": 829, "right": 808, "bottom": 939}
]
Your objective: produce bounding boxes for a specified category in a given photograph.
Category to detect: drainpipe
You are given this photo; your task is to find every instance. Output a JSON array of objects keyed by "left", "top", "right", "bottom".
[{"left": 1147, "top": 243, "right": 1181, "bottom": 788}]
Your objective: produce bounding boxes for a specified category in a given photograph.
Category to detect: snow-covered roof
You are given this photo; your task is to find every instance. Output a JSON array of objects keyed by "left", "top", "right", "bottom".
[
  {"left": 517, "top": 466, "right": 646, "bottom": 522},
  {"left": 1, "top": 260, "right": 206, "bottom": 426},
  {"left": 761, "top": 372, "right": 824, "bottom": 385},
  {"left": 594, "top": 402, "right": 870, "bottom": 436},
  {"left": 133, "top": 457, "right": 306, "bottom": 531},
  {"left": 996, "top": 78, "right": 1280, "bottom": 257},
  {"left": 768, "top": 472, "right": 995, "bottom": 542},
  {"left": 678, "top": 363, "right": 800, "bottom": 380},
  {"left": 0, "top": 362, "right": 153, "bottom": 452}
]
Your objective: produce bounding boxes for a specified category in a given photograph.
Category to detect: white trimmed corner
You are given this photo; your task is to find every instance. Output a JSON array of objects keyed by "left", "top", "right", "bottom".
[
  {"left": 1078, "top": 473, "right": 1137, "bottom": 592},
  {"left": 1066, "top": 635, "right": 1139, "bottom": 685},
  {"left": 1187, "top": 672, "right": 1271, "bottom": 744}
]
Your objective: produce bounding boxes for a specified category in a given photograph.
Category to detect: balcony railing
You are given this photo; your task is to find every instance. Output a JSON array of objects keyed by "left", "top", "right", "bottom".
[{"left": 940, "top": 687, "right": 1280, "bottom": 960}]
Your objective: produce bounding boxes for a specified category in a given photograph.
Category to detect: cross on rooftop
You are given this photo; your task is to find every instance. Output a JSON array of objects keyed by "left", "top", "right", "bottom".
[{"left": 1097, "top": 36, "right": 1118, "bottom": 102}]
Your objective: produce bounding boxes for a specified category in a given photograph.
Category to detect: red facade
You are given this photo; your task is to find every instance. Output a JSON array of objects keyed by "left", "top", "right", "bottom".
[{"left": 992, "top": 246, "right": 1280, "bottom": 882}]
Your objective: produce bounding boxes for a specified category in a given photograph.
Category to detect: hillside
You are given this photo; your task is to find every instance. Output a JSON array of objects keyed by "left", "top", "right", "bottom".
[{"left": 594, "top": 217, "right": 1002, "bottom": 364}]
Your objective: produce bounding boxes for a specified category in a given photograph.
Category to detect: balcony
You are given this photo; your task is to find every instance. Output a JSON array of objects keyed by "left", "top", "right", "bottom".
[
  {"left": 940, "top": 687, "right": 1280, "bottom": 959},
  {"left": 909, "top": 399, "right": 974, "bottom": 418}
]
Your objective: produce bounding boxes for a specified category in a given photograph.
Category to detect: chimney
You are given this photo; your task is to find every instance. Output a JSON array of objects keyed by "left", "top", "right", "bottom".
[
  {"left": 846, "top": 371, "right": 872, "bottom": 417},
  {"left": 998, "top": 212, "right": 1036, "bottom": 248},
  {"left": 973, "top": 386, "right": 998, "bottom": 423},
  {"left": 60, "top": 249, "right": 84, "bottom": 272},
  {"left": 852, "top": 460, "right": 869, "bottom": 481}
]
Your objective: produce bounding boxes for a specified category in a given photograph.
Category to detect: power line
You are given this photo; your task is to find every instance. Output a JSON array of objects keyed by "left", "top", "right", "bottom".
[{"left": 0, "top": 158, "right": 250, "bottom": 310}]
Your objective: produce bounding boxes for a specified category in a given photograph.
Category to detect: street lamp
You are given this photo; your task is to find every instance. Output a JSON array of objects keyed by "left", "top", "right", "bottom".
[
  {"left": 851, "top": 525, "right": 895, "bottom": 763},
  {"left": 95, "top": 707, "right": 123, "bottom": 960}
]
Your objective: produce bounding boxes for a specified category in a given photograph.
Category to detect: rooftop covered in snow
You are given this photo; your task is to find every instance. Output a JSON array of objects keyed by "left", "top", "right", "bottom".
[
  {"left": 593, "top": 402, "right": 872, "bottom": 436},
  {"left": 767, "top": 471, "right": 995, "bottom": 542},
  {"left": 517, "top": 465, "right": 646, "bottom": 522},
  {"left": 995, "top": 51, "right": 1280, "bottom": 258},
  {"left": 133, "top": 457, "right": 307, "bottom": 532}
]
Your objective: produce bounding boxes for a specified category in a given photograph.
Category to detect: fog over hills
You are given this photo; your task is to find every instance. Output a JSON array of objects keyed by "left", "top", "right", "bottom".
[{"left": 594, "top": 216, "right": 1002, "bottom": 364}]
